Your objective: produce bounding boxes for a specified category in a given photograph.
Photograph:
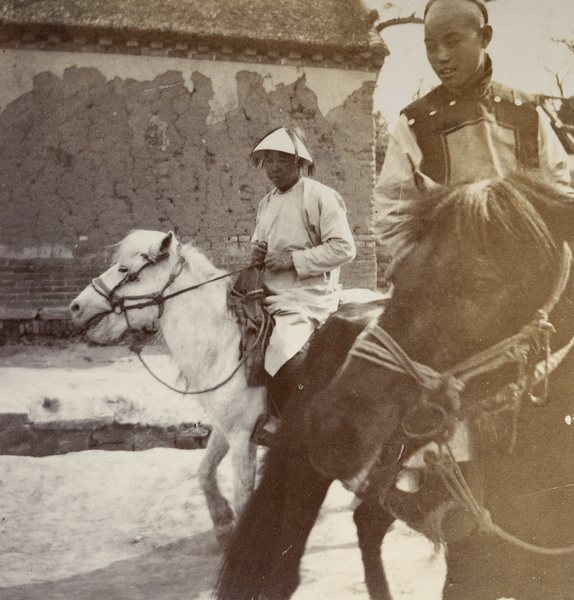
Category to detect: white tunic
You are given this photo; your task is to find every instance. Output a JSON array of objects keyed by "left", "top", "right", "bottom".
[{"left": 252, "top": 177, "right": 356, "bottom": 375}]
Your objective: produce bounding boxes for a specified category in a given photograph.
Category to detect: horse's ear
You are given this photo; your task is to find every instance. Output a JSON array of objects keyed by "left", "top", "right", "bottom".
[{"left": 158, "top": 231, "right": 175, "bottom": 255}]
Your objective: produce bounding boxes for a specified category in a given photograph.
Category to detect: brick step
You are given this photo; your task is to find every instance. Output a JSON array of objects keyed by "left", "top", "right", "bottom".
[{"left": 0, "top": 414, "right": 211, "bottom": 456}]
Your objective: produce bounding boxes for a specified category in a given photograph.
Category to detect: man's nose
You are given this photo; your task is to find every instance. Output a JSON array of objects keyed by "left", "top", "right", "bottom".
[{"left": 436, "top": 44, "right": 450, "bottom": 62}]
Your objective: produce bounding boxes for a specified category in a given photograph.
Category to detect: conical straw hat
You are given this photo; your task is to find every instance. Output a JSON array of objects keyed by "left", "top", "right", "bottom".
[{"left": 251, "top": 127, "right": 313, "bottom": 163}]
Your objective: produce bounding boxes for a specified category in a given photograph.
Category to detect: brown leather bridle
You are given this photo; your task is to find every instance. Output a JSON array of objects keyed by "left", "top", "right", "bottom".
[
  {"left": 87, "top": 246, "right": 256, "bottom": 395},
  {"left": 345, "top": 242, "right": 573, "bottom": 440}
]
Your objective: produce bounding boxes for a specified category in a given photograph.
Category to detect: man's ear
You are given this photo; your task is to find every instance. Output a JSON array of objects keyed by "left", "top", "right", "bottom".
[{"left": 481, "top": 24, "right": 493, "bottom": 48}]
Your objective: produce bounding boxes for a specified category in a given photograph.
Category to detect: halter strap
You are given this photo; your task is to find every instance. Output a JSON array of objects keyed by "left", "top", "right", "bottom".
[
  {"left": 89, "top": 247, "right": 257, "bottom": 395},
  {"left": 347, "top": 242, "right": 573, "bottom": 412}
]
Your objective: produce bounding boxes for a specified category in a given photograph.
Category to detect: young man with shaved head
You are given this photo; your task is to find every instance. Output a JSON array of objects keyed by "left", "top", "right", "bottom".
[
  {"left": 371, "top": 0, "right": 573, "bottom": 587},
  {"left": 374, "top": 0, "right": 572, "bottom": 258}
]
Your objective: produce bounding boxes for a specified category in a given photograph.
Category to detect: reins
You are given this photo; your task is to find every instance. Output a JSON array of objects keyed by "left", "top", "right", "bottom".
[
  {"left": 346, "top": 241, "right": 574, "bottom": 554},
  {"left": 348, "top": 242, "right": 573, "bottom": 420},
  {"left": 131, "top": 296, "right": 269, "bottom": 395},
  {"left": 91, "top": 247, "right": 258, "bottom": 395},
  {"left": 429, "top": 442, "right": 574, "bottom": 555}
]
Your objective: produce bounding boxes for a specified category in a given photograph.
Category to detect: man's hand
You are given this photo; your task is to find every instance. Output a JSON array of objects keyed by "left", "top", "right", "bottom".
[
  {"left": 251, "top": 241, "right": 267, "bottom": 266},
  {"left": 264, "top": 252, "right": 294, "bottom": 273}
]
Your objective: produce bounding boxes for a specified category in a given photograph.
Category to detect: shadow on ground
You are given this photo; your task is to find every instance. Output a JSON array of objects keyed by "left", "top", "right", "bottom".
[{"left": 1, "top": 531, "right": 220, "bottom": 600}]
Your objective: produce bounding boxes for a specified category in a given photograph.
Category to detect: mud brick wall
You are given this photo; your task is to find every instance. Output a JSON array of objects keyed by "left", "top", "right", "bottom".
[
  {"left": 0, "top": 49, "right": 379, "bottom": 335},
  {"left": 0, "top": 257, "right": 105, "bottom": 310}
]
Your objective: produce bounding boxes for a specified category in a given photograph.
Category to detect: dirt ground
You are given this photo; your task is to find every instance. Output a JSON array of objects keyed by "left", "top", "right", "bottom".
[
  {"left": 3, "top": 340, "right": 572, "bottom": 600},
  {"left": 0, "top": 340, "right": 447, "bottom": 600}
]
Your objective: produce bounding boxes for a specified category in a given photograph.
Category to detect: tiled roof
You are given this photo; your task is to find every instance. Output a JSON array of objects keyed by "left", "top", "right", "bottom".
[{"left": 0, "top": 0, "right": 389, "bottom": 70}]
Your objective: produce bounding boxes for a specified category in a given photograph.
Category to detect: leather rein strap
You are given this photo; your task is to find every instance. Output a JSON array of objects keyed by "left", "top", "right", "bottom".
[
  {"left": 348, "top": 242, "right": 573, "bottom": 414},
  {"left": 89, "top": 248, "right": 255, "bottom": 395}
]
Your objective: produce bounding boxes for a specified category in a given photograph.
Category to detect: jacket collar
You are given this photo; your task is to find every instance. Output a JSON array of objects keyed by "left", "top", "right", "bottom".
[{"left": 444, "top": 54, "right": 493, "bottom": 100}]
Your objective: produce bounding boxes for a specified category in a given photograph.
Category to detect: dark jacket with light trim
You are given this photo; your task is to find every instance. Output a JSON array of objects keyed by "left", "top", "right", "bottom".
[
  {"left": 402, "top": 81, "right": 539, "bottom": 185},
  {"left": 373, "top": 58, "right": 571, "bottom": 258}
]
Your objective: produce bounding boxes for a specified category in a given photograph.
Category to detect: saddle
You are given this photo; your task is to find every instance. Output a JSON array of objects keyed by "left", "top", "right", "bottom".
[{"left": 229, "top": 266, "right": 274, "bottom": 388}]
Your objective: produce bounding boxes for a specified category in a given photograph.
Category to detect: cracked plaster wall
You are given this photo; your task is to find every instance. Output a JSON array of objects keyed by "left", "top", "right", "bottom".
[{"left": 0, "top": 49, "right": 378, "bottom": 311}]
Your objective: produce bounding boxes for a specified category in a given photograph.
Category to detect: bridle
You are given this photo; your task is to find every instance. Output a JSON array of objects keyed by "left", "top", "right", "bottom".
[
  {"left": 87, "top": 245, "right": 254, "bottom": 394},
  {"left": 345, "top": 241, "right": 574, "bottom": 555},
  {"left": 91, "top": 247, "right": 250, "bottom": 322},
  {"left": 346, "top": 241, "right": 573, "bottom": 437},
  {"left": 90, "top": 249, "right": 178, "bottom": 324}
]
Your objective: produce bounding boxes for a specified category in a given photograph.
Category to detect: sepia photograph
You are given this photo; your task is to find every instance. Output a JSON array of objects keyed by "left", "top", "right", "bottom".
[{"left": 1, "top": 1, "right": 573, "bottom": 598}]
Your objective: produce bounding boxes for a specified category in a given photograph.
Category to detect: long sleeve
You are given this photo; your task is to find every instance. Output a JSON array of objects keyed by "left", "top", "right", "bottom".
[
  {"left": 291, "top": 183, "right": 356, "bottom": 279},
  {"left": 372, "top": 114, "right": 428, "bottom": 260},
  {"left": 537, "top": 106, "right": 573, "bottom": 191}
]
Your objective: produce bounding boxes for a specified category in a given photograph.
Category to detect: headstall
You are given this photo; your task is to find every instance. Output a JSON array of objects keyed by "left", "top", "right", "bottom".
[
  {"left": 88, "top": 246, "right": 255, "bottom": 395},
  {"left": 346, "top": 241, "right": 573, "bottom": 440}
]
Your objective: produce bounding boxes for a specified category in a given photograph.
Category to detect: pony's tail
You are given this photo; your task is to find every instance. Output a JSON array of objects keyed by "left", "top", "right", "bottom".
[
  {"left": 214, "top": 440, "right": 289, "bottom": 600},
  {"left": 215, "top": 415, "right": 331, "bottom": 600}
]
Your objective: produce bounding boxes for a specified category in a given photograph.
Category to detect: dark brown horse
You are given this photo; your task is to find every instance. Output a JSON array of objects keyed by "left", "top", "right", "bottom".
[{"left": 215, "top": 170, "right": 574, "bottom": 600}]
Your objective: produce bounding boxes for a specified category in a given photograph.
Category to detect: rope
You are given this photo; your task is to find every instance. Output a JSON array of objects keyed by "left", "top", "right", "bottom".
[
  {"left": 133, "top": 348, "right": 248, "bottom": 395},
  {"left": 429, "top": 443, "right": 574, "bottom": 555},
  {"left": 128, "top": 285, "right": 270, "bottom": 395},
  {"left": 101, "top": 263, "right": 253, "bottom": 313}
]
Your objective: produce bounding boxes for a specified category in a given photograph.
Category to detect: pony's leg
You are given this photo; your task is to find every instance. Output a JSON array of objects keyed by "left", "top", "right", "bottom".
[
  {"left": 354, "top": 496, "right": 395, "bottom": 600},
  {"left": 227, "top": 429, "right": 258, "bottom": 516},
  {"left": 198, "top": 426, "right": 235, "bottom": 550},
  {"left": 264, "top": 451, "right": 332, "bottom": 600}
]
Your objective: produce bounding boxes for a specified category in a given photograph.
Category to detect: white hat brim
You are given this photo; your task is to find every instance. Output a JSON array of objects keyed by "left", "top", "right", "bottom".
[{"left": 251, "top": 128, "right": 313, "bottom": 163}]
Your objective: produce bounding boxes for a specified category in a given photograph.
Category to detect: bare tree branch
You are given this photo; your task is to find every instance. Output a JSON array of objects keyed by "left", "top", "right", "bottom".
[
  {"left": 375, "top": 12, "right": 422, "bottom": 32},
  {"left": 552, "top": 37, "right": 574, "bottom": 55},
  {"left": 543, "top": 65, "right": 566, "bottom": 97},
  {"left": 374, "top": 0, "right": 496, "bottom": 33}
]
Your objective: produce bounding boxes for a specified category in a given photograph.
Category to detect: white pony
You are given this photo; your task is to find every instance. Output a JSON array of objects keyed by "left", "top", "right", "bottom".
[{"left": 70, "top": 230, "right": 265, "bottom": 549}]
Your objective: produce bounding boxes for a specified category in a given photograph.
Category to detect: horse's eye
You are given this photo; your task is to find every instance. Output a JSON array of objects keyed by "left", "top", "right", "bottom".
[{"left": 118, "top": 266, "right": 129, "bottom": 273}]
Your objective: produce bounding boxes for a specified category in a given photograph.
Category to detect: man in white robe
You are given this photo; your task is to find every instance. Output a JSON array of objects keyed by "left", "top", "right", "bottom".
[{"left": 250, "top": 126, "right": 356, "bottom": 378}]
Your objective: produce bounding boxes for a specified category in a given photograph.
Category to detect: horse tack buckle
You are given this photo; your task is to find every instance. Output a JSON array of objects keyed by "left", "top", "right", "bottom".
[
  {"left": 401, "top": 397, "right": 453, "bottom": 441},
  {"left": 112, "top": 299, "right": 125, "bottom": 315}
]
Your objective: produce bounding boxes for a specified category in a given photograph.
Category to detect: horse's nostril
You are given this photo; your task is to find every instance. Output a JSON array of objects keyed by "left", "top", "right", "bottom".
[{"left": 69, "top": 302, "right": 80, "bottom": 314}]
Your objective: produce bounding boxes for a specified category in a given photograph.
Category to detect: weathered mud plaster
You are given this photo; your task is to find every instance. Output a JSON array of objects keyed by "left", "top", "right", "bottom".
[
  {"left": 0, "top": 49, "right": 373, "bottom": 124},
  {"left": 0, "top": 48, "right": 378, "bottom": 311}
]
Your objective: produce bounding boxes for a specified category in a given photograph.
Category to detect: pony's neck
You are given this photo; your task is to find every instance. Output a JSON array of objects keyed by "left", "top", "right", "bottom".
[{"left": 159, "top": 250, "right": 242, "bottom": 387}]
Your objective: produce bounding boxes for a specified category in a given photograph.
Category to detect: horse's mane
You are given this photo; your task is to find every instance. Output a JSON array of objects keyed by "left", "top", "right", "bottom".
[{"left": 390, "top": 170, "right": 572, "bottom": 275}]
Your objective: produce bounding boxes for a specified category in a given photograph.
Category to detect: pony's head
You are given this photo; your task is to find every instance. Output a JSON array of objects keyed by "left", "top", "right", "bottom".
[
  {"left": 305, "top": 171, "right": 574, "bottom": 481},
  {"left": 70, "top": 230, "right": 181, "bottom": 344}
]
